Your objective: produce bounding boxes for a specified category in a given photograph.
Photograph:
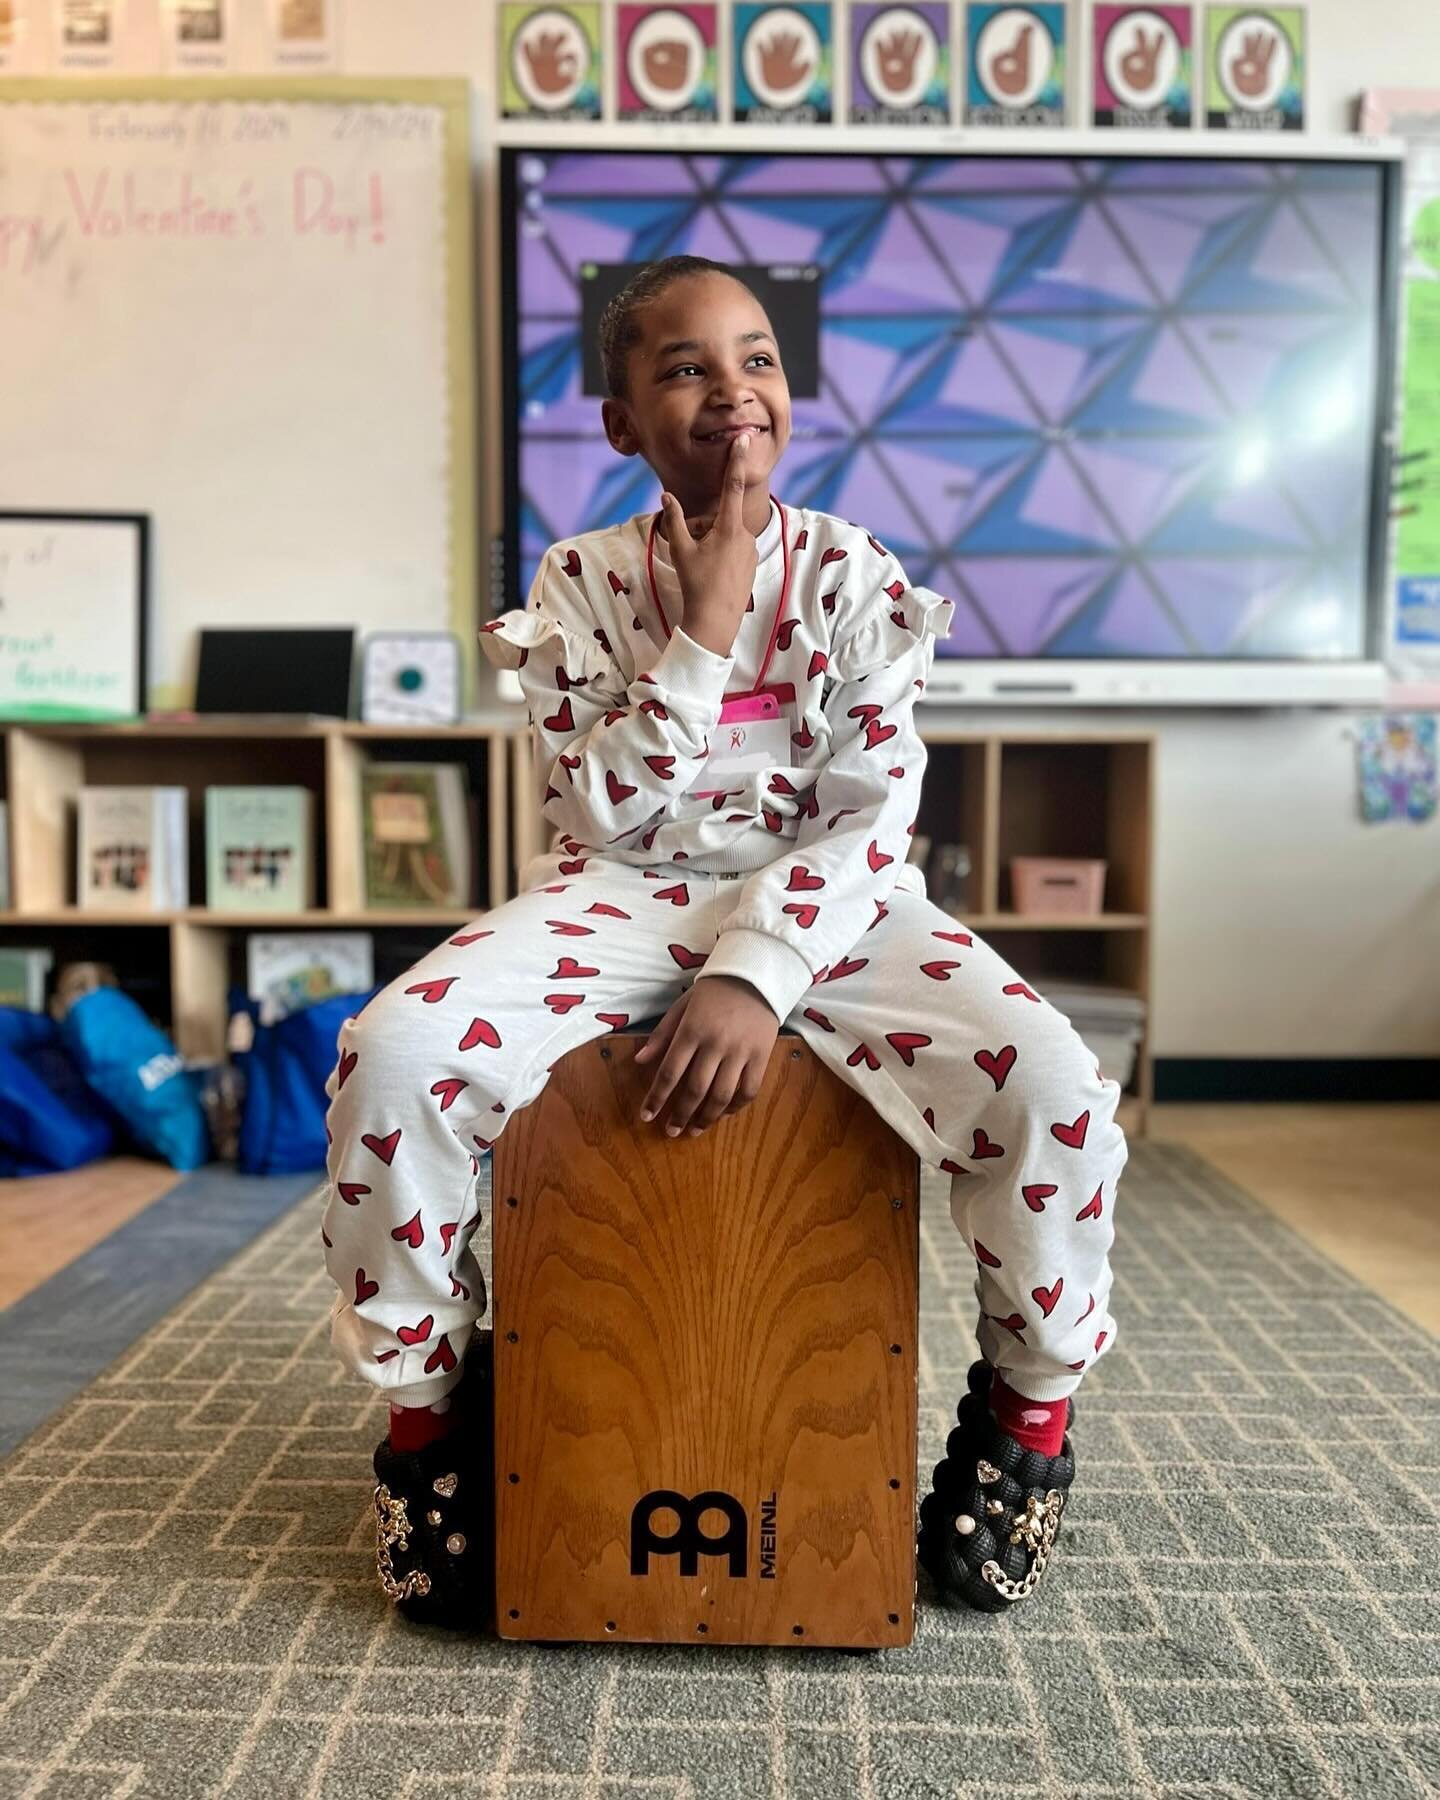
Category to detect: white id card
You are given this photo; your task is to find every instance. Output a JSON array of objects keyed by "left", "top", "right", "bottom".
[{"left": 692, "top": 690, "right": 793, "bottom": 796}]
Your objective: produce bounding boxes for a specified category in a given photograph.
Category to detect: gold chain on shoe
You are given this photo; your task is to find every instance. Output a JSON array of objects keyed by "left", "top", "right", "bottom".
[
  {"left": 373, "top": 1483, "right": 433, "bottom": 1603},
  {"left": 979, "top": 1490, "right": 1064, "bottom": 1603}
]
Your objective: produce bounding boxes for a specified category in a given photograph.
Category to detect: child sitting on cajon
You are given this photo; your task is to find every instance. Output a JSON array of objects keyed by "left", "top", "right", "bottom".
[{"left": 321, "top": 255, "right": 1129, "bottom": 1623}]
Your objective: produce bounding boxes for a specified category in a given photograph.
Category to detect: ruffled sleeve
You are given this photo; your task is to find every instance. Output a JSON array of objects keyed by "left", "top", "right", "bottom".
[{"left": 827, "top": 581, "right": 956, "bottom": 685}]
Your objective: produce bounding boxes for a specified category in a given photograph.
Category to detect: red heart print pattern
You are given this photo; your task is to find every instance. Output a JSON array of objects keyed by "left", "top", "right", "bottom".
[
  {"left": 362, "top": 1128, "right": 401, "bottom": 1166},
  {"left": 863, "top": 720, "right": 898, "bottom": 750},
  {"left": 776, "top": 618, "right": 800, "bottom": 651},
  {"left": 338, "top": 1182, "right": 370, "bottom": 1206},
  {"left": 559, "top": 754, "right": 580, "bottom": 775},
  {"left": 802, "top": 1007, "right": 834, "bottom": 1031},
  {"left": 974, "top": 1240, "right": 1003, "bottom": 1268},
  {"left": 554, "top": 667, "right": 587, "bottom": 691},
  {"left": 321, "top": 1228, "right": 332, "bottom": 1248},
  {"left": 807, "top": 651, "right": 828, "bottom": 682},
  {"left": 550, "top": 956, "right": 600, "bottom": 981},
  {"left": 971, "top": 1129, "right": 1004, "bottom": 1159},
  {"left": 644, "top": 754, "right": 675, "bottom": 781},
  {"left": 922, "top": 1106, "right": 936, "bottom": 1131},
  {"left": 391, "top": 1211, "right": 424, "bottom": 1249},
  {"left": 450, "top": 929, "right": 494, "bottom": 948},
  {"left": 791, "top": 721, "right": 814, "bottom": 750},
  {"left": 451, "top": 1277, "right": 470, "bottom": 1300},
  {"left": 558, "top": 858, "right": 590, "bottom": 877},
  {"left": 1023, "top": 1183, "right": 1057, "bottom": 1213},
  {"left": 545, "top": 993, "right": 585, "bottom": 1014},
  {"left": 594, "top": 628, "right": 613, "bottom": 654},
  {"left": 866, "top": 840, "right": 893, "bottom": 872},
  {"left": 337, "top": 1049, "right": 357, "bottom": 1087},
  {"left": 1076, "top": 1293, "right": 1096, "bottom": 1325},
  {"left": 848, "top": 703, "right": 882, "bottom": 725},
  {"left": 472, "top": 1134, "right": 494, "bottom": 1153},
  {"left": 768, "top": 773, "right": 797, "bottom": 797},
  {"left": 939, "top": 1158, "right": 969, "bottom": 1177},
  {"left": 883, "top": 579, "right": 905, "bottom": 601},
  {"left": 439, "top": 1221, "right": 459, "bottom": 1254},
  {"left": 429, "top": 1079, "right": 467, "bottom": 1113},
  {"left": 794, "top": 529, "right": 808, "bottom": 549},
  {"left": 585, "top": 903, "right": 631, "bottom": 919},
  {"left": 1032, "top": 1278, "right": 1063, "bottom": 1318},
  {"left": 596, "top": 1011, "right": 630, "bottom": 1030},
  {"left": 847, "top": 1042, "right": 880, "bottom": 1070},
  {"left": 458, "top": 1018, "right": 502, "bottom": 1051},
  {"left": 784, "top": 903, "right": 819, "bottom": 929},
  {"left": 607, "top": 569, "right": 630, "bottom": 595},
  {"left": 638, "top": 698, "right": 668, "bottom": 720},
  {"left": 1002, "top": 981, "right": 1040, "bottom": 1003},
  {"left": 668, "top": 944, "right": 705, "bottom": 970},
  {"left": 605, "top": 770, "right": 638, "bottom": 806},
  {"left": 653, "top": 882, "right": 689, "bottom": 906},
  {"left": 826, "top": 956, "right": 868, "bottom": 981},
  {"left": 885, "top": 1032, "right": 931, "bottom": 1066},
  {"left": 603, "top": 710, "right": 626, "bottom": 728},
  {"left": 974, "top": 1045, "right": 1017, "bottom": 1090},
  {"left": 562, "top": 549, "right": 582, "bottom": 579},
  {"left": 828, "top": 807, "right": 859, "bottom": 830},
  {"left": 785, "top": 865, "right": 824, "bottom": 891},
  {"left": 1095, "top": 1330, "right": 1108, "bottom": 1353},
  {"left": 921, "top": 960, "right": 961, "bottom": 981},
  {"left": 761, "top": 808, "right": 783, "bottom": 834},
  {"left": 640, "top": 825, "right": 660, "bottom": 851},
  {"left": 354, "top": 1269, "right": 379, "bottom": 1305},
  {"left": 819, "top": 547, "right": 847, "bottom": 567},
  {"left": 867, "top": 534, "right": 886, "bottom": 555},
  {"left": 989, "top": 1313, "right": 1027, "bottom": 1340},
  {"left": 374, "top": 1349, "right": 399, "bottom": 1364},
  {"left": 542, "top": 696, "right": 575, "bottom": 734},
  {"left": 546, "top": 921, "right": 595, "bottom": 936},
  {"left": 1051, "top": 1111, "right": 1090, "bottom": 1150},
  {"left": 933, "top": 930, "right": 973, "bottom": 946},
  {"left": 795, "top": 786, "right": 819, "bottom": 821},
  {"left": 405, "top": 977, "right": 457, "bottom": 1005},
  {"left": 425, "top": 1336, "right": 457, "bottom": 1376},
  {"left": 397, "top": 1314, "right": 434, "bottom": 1345},
  {"left": 1075, "top": 1187, "right": 1104, "bottom": 1222}
]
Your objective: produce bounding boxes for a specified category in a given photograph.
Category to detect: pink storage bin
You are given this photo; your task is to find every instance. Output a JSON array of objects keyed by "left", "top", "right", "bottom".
[{"left": 1010, "top": 856, "right": 1107, "bottom": 916}]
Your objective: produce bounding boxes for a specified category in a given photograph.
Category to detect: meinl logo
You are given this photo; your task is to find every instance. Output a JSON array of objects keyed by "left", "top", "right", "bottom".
[{"left": 630, "top": 1489, "right": 781, "bottom": 1580}]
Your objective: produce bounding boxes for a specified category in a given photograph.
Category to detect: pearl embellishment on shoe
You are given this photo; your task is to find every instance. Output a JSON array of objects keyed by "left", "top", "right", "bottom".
[
  {"left": 446, "top": 1533, "right": 467, "bottom": 1555},
  {"left": 955, "top": 1514, "right": 977, "bottom": 1535}
]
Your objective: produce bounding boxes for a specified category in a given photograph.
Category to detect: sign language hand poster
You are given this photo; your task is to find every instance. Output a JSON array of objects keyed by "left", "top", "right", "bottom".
[
  {"left": 501, "top": 3, "right": 602, "bottom": 121},
  {"left": 734, "top": 3, "right": 833, "bottom": 124},
  {"left": 1093, "top": 5, "right": 1192, "bottom": 127},
  {"left": 849, "top": 4, "right": 951, "bottom": 126},
  {"left": 617, "top": 4, "right": 718, "bottom": 121},
  {"left": 1205, "top": 6, "right": 1304, "bottom": 131},
  {"left": 965, "top": 3, "right": 1066, "bottom": 127}
]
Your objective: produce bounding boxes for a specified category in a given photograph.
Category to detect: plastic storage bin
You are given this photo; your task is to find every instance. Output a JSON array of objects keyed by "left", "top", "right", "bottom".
[{"left": 1010, "top": 856, "right": 1107, "bottom": 916}]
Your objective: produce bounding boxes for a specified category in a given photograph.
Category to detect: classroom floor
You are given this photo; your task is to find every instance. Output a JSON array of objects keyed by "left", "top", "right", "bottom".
[{"left": 3, "top": 1103, "right": 1437, "bottom": 1331}]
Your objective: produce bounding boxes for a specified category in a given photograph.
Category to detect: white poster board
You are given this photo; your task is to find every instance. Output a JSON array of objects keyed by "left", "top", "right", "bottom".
[
  {"left": 0, "top": 80, "right": 473, "bottom": 709},
  {"left": 0, "top": 513, "right": 145, "bottom": 720}
]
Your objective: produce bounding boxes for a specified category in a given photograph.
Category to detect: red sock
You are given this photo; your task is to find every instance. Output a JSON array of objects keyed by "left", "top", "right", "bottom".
[
  {"left": 989, "top": 1372, "right": 1069, "bottom": 1458},
  {"left": 388, "top": 1398, "right": 457, "bottom": 1453}
]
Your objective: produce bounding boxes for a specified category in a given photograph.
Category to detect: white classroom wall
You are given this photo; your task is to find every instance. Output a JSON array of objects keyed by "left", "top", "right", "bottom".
[{"left": 24, "top": 1, "right": 1440, "bottom": 1061}]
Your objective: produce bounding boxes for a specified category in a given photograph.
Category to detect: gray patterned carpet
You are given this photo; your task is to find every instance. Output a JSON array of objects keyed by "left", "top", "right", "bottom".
[{"left": 1, "top": 1139, "right": 1436, "bottom": 1800}]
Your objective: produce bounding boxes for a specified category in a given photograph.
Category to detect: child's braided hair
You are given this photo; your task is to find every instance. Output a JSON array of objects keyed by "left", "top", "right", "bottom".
[{"left": 598, "top": 255, "right": 759, "bottom": 400}]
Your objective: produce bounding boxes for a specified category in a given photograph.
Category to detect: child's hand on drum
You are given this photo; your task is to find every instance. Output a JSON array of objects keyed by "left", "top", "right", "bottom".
[{"left": 636, "top": 974, "right": 779, "bottom": 1136}]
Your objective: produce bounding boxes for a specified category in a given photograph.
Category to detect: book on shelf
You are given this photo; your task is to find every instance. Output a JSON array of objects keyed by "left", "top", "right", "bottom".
[
  {"left": 246, "top": 931, "right": 376, "bottom": 1025},
  {"left": 0, "top": 799, "right": 8, "bottom": 910},
  {"left": 0, "top": 947, "right": 52, "bottom": 1012},
  {"left": 205, "top": 786, "right": 315, "bottom": 913},
  {"left": 360, "top": 762, "right": 471, "bottom": 909},
  {"left": 77, "top": 787, "right": 189, "bottom": 911}
]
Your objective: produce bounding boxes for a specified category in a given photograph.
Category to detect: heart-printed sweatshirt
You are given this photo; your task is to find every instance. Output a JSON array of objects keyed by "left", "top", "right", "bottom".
[{"left": 480, "top": 501, "right": 955, "bottom": 1022}]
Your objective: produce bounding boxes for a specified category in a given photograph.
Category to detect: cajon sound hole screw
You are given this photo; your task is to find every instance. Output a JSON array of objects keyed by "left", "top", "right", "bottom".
[
  {"left": 790, "top": 1049, "right": 801, "bottom": 1060},
  {"left": 506, "top": 1331, "right": 518, "bottom": 1343},
  {"left": 889, "top": 1478, "right": 900, "bottom": 1490},
  {"left": 891, "top": 1196, "right": 903, "bottom": 1209},
  {"left": 508, "top": 1473, "right": 519, "bottom": 1484},
  {"left": 600, "top": 1047, "right": 611, "bottom": 1059},
  {"left": 506, "top": 1196, "right": 518, "bottom": 1209},
  {"left": 605, "top": 1620, "right": 617, "bottom": 1632},
  {"left": 508, "top": 1608, "right": 519, "bottom": 1620},
  {"left": 888, "top": 1612, "right": 900, "bottom": 1625},
  {"left": 696, "top": 1623, "right": 709, "bottom": 1634},
  {"left": 889, "top": 1343, "right": 901, "bottom": 1355},
  {"left": 792, "top": 1624, "right": 805, "bottom": 1636}
]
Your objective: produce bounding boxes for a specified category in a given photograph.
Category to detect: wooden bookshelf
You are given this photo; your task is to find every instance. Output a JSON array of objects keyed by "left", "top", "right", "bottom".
[{"left": 0, "top": 718, "right": 1154, "bottom": 1133}]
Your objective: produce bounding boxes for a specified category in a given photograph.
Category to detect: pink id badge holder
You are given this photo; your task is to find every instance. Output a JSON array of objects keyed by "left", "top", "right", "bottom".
[{"left": 692, "top": 683, "right": 797, "bottom": 797}]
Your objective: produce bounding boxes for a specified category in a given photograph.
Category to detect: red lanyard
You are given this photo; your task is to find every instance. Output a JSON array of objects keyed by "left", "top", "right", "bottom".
[{"left": 645, "top": 497, "right": 792, "bottom": 695}]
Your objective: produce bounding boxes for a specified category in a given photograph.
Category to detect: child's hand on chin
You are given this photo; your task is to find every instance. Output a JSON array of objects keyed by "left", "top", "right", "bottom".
[{"left": 636, "top": 975, "right": 779, "bottom": 1137}]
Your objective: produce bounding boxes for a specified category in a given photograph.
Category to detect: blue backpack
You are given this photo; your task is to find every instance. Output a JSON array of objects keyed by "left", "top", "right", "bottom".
[
  {"left": 60, "top": 987, "right": 210, "bottom": 1171},
  {"left": 234, "top": 989, "right": 378, "bottom": 1175},
  {"left": 0, "top": 1008, "right": 116, "bottom": 1176}
]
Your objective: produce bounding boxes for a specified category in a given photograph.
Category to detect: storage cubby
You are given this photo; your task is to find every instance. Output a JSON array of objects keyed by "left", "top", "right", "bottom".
[{"left": 0, "top": 920, "right": 172, "bottom": 1025}]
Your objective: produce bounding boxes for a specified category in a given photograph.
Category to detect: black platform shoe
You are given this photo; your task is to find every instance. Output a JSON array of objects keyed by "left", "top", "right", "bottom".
[
  {"left": 917, "top": 1359, "right": 1075, "bottom": 1613},
  {"left": 371, "top": 1331, "right": 495, "bottom": 1629}
]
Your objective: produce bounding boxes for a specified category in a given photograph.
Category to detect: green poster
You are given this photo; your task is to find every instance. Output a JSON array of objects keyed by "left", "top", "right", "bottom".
[
  {"left": 499, "top": 4, "right": 601, "bottom": 120},
  {"left": 1204, "top": 6, "right": 1303, "bottom": 130},
  {"left": 1396, "top": 281, "right": 1440, "bottom": 580}
]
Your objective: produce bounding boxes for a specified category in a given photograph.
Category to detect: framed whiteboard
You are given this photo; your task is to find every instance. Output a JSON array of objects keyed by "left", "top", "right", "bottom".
[{"left": 0, "top": 512, "right": 147, "bottom": 721}]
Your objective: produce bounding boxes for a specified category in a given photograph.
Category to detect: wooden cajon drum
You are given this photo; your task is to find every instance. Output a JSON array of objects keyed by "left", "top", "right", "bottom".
[{"left": 491, "top": 1032, "right": 920, "bottom": 1649}]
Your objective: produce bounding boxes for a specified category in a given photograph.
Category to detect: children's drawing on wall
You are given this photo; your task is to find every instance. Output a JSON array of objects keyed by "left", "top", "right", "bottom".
[{"left": 1350, "top": 713, "right": 1437, "bottom": 824}]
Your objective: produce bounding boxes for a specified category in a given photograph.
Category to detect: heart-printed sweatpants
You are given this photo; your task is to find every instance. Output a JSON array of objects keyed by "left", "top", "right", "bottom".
[{"left": 321, "top": 855, "right": 1129, "bottom": 1410}]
